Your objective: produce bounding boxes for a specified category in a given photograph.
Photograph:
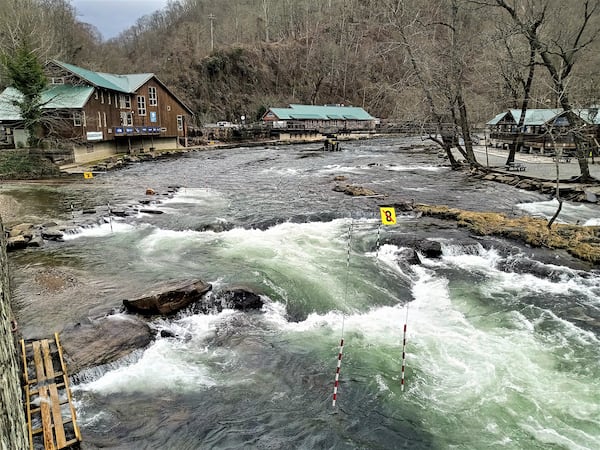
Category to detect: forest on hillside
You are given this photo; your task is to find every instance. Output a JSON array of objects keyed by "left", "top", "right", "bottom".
[{"left": 1, "top": 0, "right": 599, "bottom": 127}]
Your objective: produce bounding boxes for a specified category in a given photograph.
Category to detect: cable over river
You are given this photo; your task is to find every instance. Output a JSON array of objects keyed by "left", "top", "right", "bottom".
[{"left": 4, "top": 137, "right": 600, "bottom": 449}]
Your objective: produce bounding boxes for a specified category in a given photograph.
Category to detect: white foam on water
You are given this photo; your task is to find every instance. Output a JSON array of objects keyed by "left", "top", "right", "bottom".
[
  {"left": 385, "top": 165, "right": 448, "bottom": 172},
  {"left": 257, "top": 243, "right": 600, "bottom": 448},
  {"left": 160, "top": 187, "right": 225, "bottom": 205},
  {"left": 76, "top": 310, "right": 242, "bottom": 396},
  {"left": 318, "top": 164, "right": 368, "bottom": 175},
  {"left": 62, "top": 220, "right": 137, "bottom": 240},
  {"left": 516, "top": 199, "right": 600, "bottom": 225},
  {"left": 404, "top": 259, "right": 600, "bottom": 449},
  {"left": 77, "top": 338, "right": 217, "bottom": 394}
]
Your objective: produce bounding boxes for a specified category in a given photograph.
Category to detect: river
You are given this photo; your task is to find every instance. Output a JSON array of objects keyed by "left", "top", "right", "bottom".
[{"left": 4, "top": 137, "right": 600, "bottom": 449}]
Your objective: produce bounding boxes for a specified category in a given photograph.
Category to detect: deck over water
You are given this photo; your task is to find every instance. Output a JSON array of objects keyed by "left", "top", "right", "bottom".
[{"left": 20, "top": 333, "right": 81, "bottom": 450}]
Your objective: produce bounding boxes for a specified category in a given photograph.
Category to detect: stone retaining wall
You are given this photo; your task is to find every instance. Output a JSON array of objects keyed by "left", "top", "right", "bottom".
[{"left": 0, "top": 218, "right": 28, "bottom": 450}]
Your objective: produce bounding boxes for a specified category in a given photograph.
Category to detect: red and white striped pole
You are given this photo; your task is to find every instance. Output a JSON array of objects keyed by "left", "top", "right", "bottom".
[
  {"left": 332, "top": 221, "right": 352, "bottom": 407},
  {"left": 332, "top": 338, "right": 344, "bottom": 407}
]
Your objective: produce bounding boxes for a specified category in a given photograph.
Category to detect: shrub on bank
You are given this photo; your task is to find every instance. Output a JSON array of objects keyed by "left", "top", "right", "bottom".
[{"left": 0, "top": 150, "right": 61, "bottom": 180}]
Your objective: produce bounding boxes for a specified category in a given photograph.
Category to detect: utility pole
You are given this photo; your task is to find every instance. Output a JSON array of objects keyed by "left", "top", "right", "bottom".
[{"left": 208, "top": 14, "right": 215, "bottom": 52}]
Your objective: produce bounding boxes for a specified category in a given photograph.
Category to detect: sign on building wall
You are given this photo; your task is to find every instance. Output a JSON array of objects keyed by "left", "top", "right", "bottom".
[{"left": 86, "top": 131, "right": 103, "bottom": 141}]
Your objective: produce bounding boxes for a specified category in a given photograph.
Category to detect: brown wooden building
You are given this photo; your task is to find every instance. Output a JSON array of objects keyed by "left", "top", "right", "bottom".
[{"left": 0, "top": 60, "right": 194, "bottom": 163}]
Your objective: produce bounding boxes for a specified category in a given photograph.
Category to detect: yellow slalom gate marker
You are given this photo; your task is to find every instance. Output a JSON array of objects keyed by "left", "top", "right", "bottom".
[
  {"left": 83, "top": 172, "right": 94, "bottom": 179},
  {"left": 379, "top": 207, "right": 396, "bottom": 225}
]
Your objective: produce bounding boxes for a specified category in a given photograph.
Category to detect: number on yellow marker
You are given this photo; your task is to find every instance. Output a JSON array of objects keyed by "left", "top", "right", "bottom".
[
  {"left": 83, "top": 172, "right": 94, "bottom": 179},
  {"left": 380, "top": 207, "right": 396, "bottom": 225}
]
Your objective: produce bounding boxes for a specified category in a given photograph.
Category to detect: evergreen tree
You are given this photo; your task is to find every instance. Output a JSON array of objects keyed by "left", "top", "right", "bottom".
[{"left": 1, "top": 42, "right": 47, "bottom": 147}]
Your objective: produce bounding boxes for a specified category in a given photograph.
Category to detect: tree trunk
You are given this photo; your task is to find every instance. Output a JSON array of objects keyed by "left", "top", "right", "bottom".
[{"left": 507, "top": 46, "right": 537, "bottom": 165}]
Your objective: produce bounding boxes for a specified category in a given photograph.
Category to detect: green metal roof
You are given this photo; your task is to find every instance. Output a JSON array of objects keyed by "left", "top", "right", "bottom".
[
  {"left": 512, "top": 109, "right": 562, "bottom": 126},
  {"left": 488, "top": 108, "right": 600, "bottom": 127},
  {"left": 574, "top": 108, "right": 600, "bottom": 125},
  {"left": 53, "top": 60, "right": 153, "bottom": 93},
  {"left": 267, "top": 104, "right": 375, "bottom": 121},
  {"left": 268, "top": 108, "right": 294, "bottom": 120},
  {"left": 486, "top": 111, "right": 511, "bottom": 126},
  {"left": 289, "top": 104, "right": 375, "bottom": 120},
  {"left": 42, "top": 85, "right": 94, "bottom": 108},
  {"left": 0, "top": 85, "right": 93, "bottom": 121}
]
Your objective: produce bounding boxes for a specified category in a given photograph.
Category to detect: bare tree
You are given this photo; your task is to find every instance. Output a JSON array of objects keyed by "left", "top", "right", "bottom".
[
  {"left": 484, "top": 0, "right": 600, "bottom": 181},
  {"left": 383, "top": 0, "right": 480, "bottom": 168}
]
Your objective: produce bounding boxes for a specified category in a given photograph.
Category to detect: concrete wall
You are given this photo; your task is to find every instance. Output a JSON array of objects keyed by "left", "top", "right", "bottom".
[
  {"left": 73, "top": 141, "right": 118, "bottom": 164},
  {"left": 73, "top": 137, "right": 179, "bottom": 163},
  {"left": 0, "top": 218, "right": 28, "bottom": 450}
]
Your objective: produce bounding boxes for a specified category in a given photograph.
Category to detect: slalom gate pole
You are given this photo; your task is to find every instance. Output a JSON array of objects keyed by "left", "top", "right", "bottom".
[
  {"left": 332, "top": 220, "right": 353, "bottom": 407},
  {"left": 332, "top": 338, "right": 344, "bottom": 407},
  {"left": 107, "top": 202, "right": 113, "bottom": 233},
  {"left": 375, "top": 223, "right": 381, "bottom": 258},
  {"left": 400, "top": 304, "right": 409, "bottom": 392}
]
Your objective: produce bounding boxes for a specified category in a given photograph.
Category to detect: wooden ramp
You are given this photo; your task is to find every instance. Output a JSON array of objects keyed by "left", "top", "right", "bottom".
[{"left": 20, "top": 333, "right": 81, "bottom": 450}]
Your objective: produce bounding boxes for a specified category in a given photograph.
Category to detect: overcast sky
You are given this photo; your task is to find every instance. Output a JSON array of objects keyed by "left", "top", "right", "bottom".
[{"left": 71, "top": 0, "right": 170, "bottom": 40}]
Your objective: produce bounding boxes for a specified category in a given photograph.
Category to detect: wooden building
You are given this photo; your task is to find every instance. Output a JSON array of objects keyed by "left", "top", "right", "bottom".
[
  {"left": 487, "top": 108, "right": 600, "bottom": 155},
  {"left": 262, "top": 104, "right": 377, "bottom": 134},
  {"left": 0, "top": 60, "right": 194, "bottom": 163}
]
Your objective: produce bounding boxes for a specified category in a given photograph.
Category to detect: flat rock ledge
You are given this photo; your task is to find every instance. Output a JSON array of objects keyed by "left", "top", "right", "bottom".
[
  {"left": 416, "top": 204, "right": 600, "bottom": 265},
  {"left": 333, "top": 184, "right": 380, "bottom": 196}
]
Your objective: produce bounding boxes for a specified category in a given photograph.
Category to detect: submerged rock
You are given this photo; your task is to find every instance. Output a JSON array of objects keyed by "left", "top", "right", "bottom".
[
  {"left": 123, "top": 279, "right": 213, "bottom": 315},
  {"left": 217, "top": 286, "right": 265, "bottom": 311},
  {"left": 381, "top": 236, "right": 443, "bottom": 259},
  {"left": 333, "top": 184, "right": 379, "bottom": 197}
]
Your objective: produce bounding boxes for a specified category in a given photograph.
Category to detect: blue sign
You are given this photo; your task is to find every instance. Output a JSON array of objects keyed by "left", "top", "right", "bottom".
[
  {"left": 115, "top": 127, "right": 124, "bottom": 134},
  {"left": 150, "top": 111, "right": 157, "bottom": 123}
]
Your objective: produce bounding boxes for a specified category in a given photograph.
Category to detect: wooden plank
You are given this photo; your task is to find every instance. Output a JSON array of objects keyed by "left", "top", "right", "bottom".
[
  {"left": 24, "top": 385, "right": 34, "bottom": 450},
  {"left": 48, "top": 383, "right": 67, "bottom": 447},
  {"left": 32, "top": 340, "right": 46, "bottom": 383},
  {"left": 42, "top": 340, "right": 55, "bottom": 379},
  {"left": 39, "top": 386, "right": 56, "bottom": 450},
  {"left": 55, "top": 333, "right": 82, "bottom": 442},
  {"left": 20, "top": 339, "right": 30, "bottom": 385}
]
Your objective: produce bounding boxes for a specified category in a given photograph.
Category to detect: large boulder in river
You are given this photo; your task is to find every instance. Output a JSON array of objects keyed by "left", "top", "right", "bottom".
[
  {"left": 123, "top": 279, "right": 212, "bottom": 315},
  {"left": 60, "top": 314, "right": 154, "bottom": 375}
]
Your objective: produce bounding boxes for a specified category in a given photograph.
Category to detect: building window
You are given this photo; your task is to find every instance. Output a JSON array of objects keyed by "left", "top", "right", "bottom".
[
  {"left": 103, "top": 112, "right": 107, "bottom": 128},
  {"left": 95, "top": 90, "right": 99, "bottom": 100},
  {"left": 120, "top": 111, "right": 133, "bottom": 126},
  {"left": 119, "top": 94, "right": 131, "bottom": 109},
  {"left": 137, "top": 95, "right": 146, "bottom": 116},
  {"left": 97, "top": 111, "right": 102, "bottom": 130},
  {"left": 101, "top": 91, "right": 104, "bottom": 104},
  {"left": 148, "top": 87, "right": 157, "bottom": 106},
  {"left": 108, "top": 93, "right": 111, "bottom": 105},
  {"left": 73, "top": 112, "right": 83, "bottom": 126},
  {"left": 177, "top": 115, "right": 183, "bottom": 131}
]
